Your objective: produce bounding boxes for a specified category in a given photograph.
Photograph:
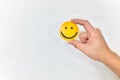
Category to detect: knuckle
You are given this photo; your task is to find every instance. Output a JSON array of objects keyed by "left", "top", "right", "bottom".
[
  {"left": 83, "top": 20, "right": 89, "bottom": 25},
  {"left": 95, "top": 28, "right": 102, "bottom": 35},
  {"left": 84, "top": 20, "right": 89, "bottom": 23}
]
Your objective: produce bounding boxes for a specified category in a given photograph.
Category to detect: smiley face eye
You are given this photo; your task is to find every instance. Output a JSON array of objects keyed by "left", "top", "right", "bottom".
[
  {"left": 65, "top": 27, "right": 67, "bottom": 29},
  {"left": 71, "top": 27, "right": 73, "bottom": 29}
]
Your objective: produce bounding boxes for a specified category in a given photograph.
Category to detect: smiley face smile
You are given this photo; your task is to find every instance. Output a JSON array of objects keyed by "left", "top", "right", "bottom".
[{"left": 61, "top": 32, "right": 78, "bottom": 39}]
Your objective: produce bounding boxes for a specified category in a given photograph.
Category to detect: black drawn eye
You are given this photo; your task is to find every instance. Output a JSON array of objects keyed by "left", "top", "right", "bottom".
[
  {"left": 71, "top": 27, "right": 73, "bottom": 29},
  {"left": 65, "top": 27, "right": 67, "bottom": 29}
]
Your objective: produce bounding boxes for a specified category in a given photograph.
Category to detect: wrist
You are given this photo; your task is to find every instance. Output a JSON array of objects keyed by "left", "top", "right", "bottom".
[{"left": 99, "top": 50, "right": 119, "bottom": 63}]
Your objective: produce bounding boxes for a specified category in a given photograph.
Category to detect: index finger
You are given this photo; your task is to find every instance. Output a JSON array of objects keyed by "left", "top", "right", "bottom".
[{"left": 71, "top": 19, "right": 95, "bottom": 32}]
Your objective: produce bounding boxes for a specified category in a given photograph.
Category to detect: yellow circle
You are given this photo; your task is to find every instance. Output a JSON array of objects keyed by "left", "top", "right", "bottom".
[{"left": 59, "top": 21, "right": 79, "bottom": 41}]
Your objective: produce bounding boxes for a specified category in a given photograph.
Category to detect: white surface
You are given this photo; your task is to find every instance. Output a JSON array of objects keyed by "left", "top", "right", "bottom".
[{"left": 0, "top": 0, "right": 120, "bottom": 80}]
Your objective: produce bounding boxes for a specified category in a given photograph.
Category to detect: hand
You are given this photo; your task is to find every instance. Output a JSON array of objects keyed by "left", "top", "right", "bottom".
[{"left": 68, "top": 19, "right": 112, "bottom": 61}]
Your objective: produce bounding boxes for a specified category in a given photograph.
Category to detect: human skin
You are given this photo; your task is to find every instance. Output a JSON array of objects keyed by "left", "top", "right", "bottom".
[{"left": 68, "top": 19, "right": 120, "bottom": 77}]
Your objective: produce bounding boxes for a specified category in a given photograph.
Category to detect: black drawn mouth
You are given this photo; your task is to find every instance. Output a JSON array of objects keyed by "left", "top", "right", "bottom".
[{"left": 61, "top": 32, "right": 78, "bottom": 39}]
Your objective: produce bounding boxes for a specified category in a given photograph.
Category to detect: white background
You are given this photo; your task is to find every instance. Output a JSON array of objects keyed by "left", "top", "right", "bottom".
[{"left": 0, "top": 0, "right": 120, "bottom": 80}]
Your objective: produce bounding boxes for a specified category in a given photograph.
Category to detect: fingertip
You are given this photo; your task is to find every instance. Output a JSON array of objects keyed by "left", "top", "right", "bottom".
[
  {"left": 70, "top": 19, "right": 73, "bottom": 21},
  {"left": 71, "top": 19, "right": 78, "bottom": 23},
  {"left": 70, "top": 40, "right": 79, "bottom": 45},
  {"left": 67, "top": 40, "right": 76, "bottom": 45},
  {"left": 67, "top": 41, "right": 72, "bottom": 45},
  {"left": 70, "top": 19, "right": 75, "bottom": 23}
]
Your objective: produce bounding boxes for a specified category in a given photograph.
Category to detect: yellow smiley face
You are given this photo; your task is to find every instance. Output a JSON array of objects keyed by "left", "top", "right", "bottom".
[{"left": 59, "top": 21, "right": 79, "bottom": 41}]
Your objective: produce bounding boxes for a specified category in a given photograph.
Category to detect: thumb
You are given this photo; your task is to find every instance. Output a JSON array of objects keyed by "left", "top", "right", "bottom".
[{"left": 68, "top": 40, "right": 85, "bottom": 51}]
